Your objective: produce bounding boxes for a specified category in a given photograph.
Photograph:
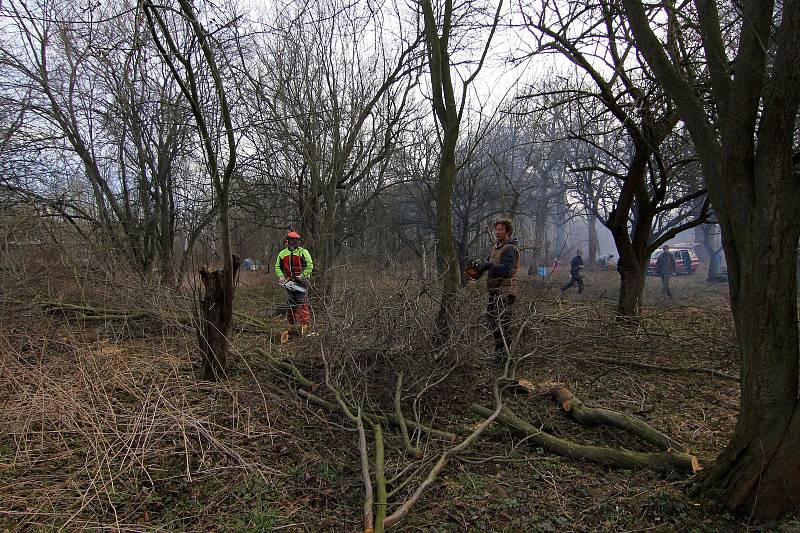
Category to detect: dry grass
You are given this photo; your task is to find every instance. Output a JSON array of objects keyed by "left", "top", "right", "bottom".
[{"left": 0, "top": 254, "right": 798, "bottom": 531}]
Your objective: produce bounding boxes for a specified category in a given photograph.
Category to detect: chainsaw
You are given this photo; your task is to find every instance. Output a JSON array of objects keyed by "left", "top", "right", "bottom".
[
  {"left": 279, "top": 279, "right": 307, "bottom": 293},
  {"left": 464, "top": 259, "right": 487, "bottom": 281}
]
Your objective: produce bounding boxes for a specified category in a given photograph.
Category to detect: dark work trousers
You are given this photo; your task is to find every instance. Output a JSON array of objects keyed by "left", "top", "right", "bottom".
[
  {"left": 487, "top": 293, "right": 516, "bottom": 357},
  {"left": 660, "top": 274, "right": 673, "bottom": 299},
  {"left": 561, "top": 273, "right": 584, "bottom": 294}
]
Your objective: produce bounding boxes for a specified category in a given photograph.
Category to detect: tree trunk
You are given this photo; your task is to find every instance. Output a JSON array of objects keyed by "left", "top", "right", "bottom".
[
  {"left": 434, "top": 133, "right": 460, "bottom": 337},
  {"left": 587, "top": 212, "right": 599, "bottom": 271},
  {"left": 694, "top": 221, "right": 800, "bottom": 518},
  {"left": 612, "top": 210, "right": 650, "bottom": 317},
  {"left": 619, "top": 0, "right": 800, "bottom": 518},
  {"left": 617, "top": 260, "right": 646, "bottom": 316},
  {"left": 421, "top": 239, "right": 428, "bottom": 281},
  {"left": 693, "top": 225, "right": 709, "bottom": 262},
  {"left": 455, "top": 237, "right": 470, "bottom": 287},
  {"left": 198, "top": 254, "right": 240, "bottom": 381},
  {"left": 702, "top": 224, "right": 721, "bottom": 281}
]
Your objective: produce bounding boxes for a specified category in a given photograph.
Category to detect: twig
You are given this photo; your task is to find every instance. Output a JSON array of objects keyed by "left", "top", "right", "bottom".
[
  {"left": 394, "top": 372, "right": 422, "bottom": 459},
  {"left": 374, "top": 424, "right": 387, "bottom": 533}
]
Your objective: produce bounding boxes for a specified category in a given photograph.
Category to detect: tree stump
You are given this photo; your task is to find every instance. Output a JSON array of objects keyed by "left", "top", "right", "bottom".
[{"left": 198, "top": 255, "right": 240, "bottom": 381}]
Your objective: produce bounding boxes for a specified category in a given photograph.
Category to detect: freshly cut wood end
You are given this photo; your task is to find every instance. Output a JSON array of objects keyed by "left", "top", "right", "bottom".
[
  {"left": 280, "top": 330, "right": 290, "bottom": 344},
  {"left": 691, "top": 456, "right": 703, "bottom": 473}
]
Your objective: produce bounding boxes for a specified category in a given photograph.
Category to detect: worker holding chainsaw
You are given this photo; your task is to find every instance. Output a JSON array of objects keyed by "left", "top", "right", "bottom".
[
  {"left": 465, "top": 218, "right": 520, "bottom": 362},
  {"left": 275, "top": 230, "right": 313, "bottom": 335}
]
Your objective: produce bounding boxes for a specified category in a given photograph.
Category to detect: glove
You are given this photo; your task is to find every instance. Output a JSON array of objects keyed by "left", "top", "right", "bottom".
[{"left": 471, "top": 259, "right": 490, "bottom": 273}]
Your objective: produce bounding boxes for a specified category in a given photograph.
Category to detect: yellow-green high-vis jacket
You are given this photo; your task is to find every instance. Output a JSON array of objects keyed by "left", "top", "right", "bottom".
[{"left": 275, "top": 247, "right": 313, "bottom": 280}]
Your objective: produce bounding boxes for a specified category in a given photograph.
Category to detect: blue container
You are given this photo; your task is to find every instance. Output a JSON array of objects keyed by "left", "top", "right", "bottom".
[{"left": 537, "top": 266, "right": 548, "bottom": 277}]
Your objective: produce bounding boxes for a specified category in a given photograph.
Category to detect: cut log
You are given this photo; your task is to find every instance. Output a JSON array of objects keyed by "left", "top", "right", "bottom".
[
  {"left": 548, "top": 385, "right": 689, "bottom": 453},
  {"left": 471, "top": 404, "right": 701, "bottom": 475}
]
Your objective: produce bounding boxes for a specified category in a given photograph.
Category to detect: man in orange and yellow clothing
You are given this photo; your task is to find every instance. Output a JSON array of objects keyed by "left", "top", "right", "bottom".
[
  {"left": 275, "top": 230, "right": 313, "bottom": 334},
  {"left": 468, "top": 218, "right": 519, "bottom": 362}
]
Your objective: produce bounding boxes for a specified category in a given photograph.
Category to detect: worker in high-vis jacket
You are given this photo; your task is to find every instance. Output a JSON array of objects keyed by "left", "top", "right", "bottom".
[{"left": 275, "top": 230, "right": 313, "bottom": 334}]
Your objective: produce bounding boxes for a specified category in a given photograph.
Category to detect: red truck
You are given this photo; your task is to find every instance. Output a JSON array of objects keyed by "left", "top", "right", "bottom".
[{"left": 647, "top": 248, "right": 699, "bottom": 275}]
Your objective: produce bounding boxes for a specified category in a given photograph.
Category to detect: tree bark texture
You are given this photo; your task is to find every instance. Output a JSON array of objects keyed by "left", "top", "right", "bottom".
[
  {"left": 548, "top": 385, "right": 688, "bottom": 453},
  {"left": 198, "top": 255, "right": 240, "bottom": 381}
]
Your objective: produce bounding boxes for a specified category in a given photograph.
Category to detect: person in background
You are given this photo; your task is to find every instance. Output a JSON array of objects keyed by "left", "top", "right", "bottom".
[
  {"left": 655, "top": 244, "right": 677, "bottom": 299},
  {"left": 561, "top": 250, "right": 584, "bottom": 295},
  {"left": 467, "top": 218, "right": 520, "bottom": 363},
  {"left": 275, "top": 230, "right": 314, "bottom": 336}
]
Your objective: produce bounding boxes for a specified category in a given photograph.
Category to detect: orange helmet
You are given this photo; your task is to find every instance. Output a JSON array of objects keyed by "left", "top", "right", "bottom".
[{"left": 287, "top": 231, "right": 301, "bottom": 239}]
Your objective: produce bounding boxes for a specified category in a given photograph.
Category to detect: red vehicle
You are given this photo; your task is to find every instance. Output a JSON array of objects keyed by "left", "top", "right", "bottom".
[{"left": 647, "top": 248, "right": 699, "bottom": 275}]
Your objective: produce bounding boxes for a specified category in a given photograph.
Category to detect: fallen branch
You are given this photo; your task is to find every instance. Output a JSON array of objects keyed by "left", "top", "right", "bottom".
[
  {"left": 471, "top": 404, "right": 701, "bottom": 475},
  {"left": 394, "top": 372, "right": 423, "bottom": 459},
  {"left": 374, "top": 424, "right": 387, "bottom": 533},
  {"left": 382, "top": 378, "right": 507, "bottom": 529},
  {"left": 233, "top": 311, "right": 280, "bottom": 334},
  {"left": 548, "top": 385, "right": 688, "bottom": 453},
  {"left": 42, "top": 301, "right": 129, "bottom": 316},
  {"left": 42, "top": 301, "right": 275, "bottom": 332},
  {"left": 255, "top": 349, "right": 318, "bottom": 391},
  {"left": 41, "top": 301, "right": 192, "bottom": 324}
]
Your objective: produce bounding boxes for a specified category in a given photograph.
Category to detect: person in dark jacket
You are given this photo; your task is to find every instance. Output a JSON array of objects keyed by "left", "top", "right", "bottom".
[
  {"left": 469, "top": 218, "right": 519, "bottom": 362},
  {"left": 560, "top": 250, "right": 584, "bottom": 295},
  {"left": 655, "top": 244, "right": 677, "bottom": 299}
]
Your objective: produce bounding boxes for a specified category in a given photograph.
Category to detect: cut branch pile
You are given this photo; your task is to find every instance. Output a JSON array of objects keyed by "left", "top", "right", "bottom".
[
  {"left": 261, "top": 351, "right": 456, "bottom": 444},
  {"left": 267, "top": 349, "right": 505, "bottom": 531}
]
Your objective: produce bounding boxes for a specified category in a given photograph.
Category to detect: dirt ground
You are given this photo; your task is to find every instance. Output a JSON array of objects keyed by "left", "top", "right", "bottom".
[{"left": 1, "top": 260, "right": 799, "bottom": 532}]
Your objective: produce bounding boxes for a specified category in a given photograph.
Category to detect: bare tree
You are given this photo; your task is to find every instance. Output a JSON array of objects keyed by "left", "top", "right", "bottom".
[
  {"left": 419, "top": 0, "right": 504, "bottom": 337},
  {"left": 0, "top": 0, "right": 199, "bottom": 280},
  {"left": 623, "top": 0, "right": 800, "bottom": 517},
  {"left": 142, "top": 0, "right": 240, "bottom": 380},
  {"left": 520, "top": 5, "right": 709, "bottom": 314},
  {"left": 233, "top": 0, "right": 422, "bottom": 290}
]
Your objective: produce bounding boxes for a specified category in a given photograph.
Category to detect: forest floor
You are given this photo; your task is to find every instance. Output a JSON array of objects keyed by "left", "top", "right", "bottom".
[{"left": 1, "top": 258, "right": 799, "bottom": 532}]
